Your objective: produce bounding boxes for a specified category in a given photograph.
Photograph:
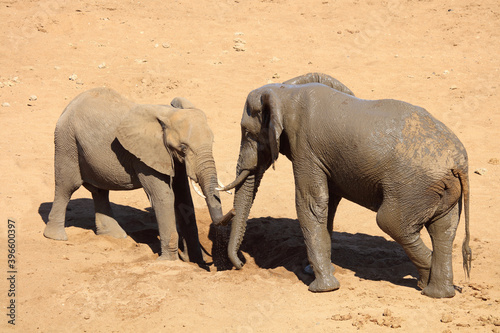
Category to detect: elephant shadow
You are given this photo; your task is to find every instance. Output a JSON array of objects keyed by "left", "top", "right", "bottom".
[
  {"left": 38, "top": 199, "right": 161, "bottom": 254},
  {"left": 210, "top": 216, "right": 420, "bottom": 290}
]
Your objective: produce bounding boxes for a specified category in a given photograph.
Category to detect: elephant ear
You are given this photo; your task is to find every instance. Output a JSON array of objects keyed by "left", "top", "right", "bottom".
[
  {"left": 116, "top": 105, "right": 175, "bottom": 177},
  {"left": 170, "top": 96, "right": 195, "bottom": 109},
  {"left": 261, "top": 89, "right": 283, "bottom": 168}
]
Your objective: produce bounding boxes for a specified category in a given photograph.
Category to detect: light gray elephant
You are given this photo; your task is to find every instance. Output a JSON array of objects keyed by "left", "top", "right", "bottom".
[
  {"left": 44, "top": 87, "right": 233, "bottom": 263},
  {"left": 218, "top": 75, "right": 471, "bottom": 298}
]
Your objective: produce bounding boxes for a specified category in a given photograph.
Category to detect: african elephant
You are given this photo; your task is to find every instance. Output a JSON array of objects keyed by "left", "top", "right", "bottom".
[
  {"left": 44, "top": 87, "right": 233, "bottom": 263},
  {"left": 218, "top": 78, "right": 471, "bottom": 298}
]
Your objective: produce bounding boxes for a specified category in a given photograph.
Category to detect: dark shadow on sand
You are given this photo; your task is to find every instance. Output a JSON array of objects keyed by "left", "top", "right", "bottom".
[
  {"left": 210, "top": 216, "right": 419, "bottom": 290},
  {"left": 39, "top": 199, "right": 161, "bottom": 254}
]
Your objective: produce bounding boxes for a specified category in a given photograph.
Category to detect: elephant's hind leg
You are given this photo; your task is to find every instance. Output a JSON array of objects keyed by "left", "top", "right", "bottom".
[
  {"left": 422, "top": 204, "right": 460, "bottom": 298},
  {"left": 44, "top": 138, "right": 83, "bottom": 241},
  {"left": 85, "top": 185, "right": 127, "bottom": 238},
  {"left": 376, "top": 200, "right": 433, "bottom": 290}
]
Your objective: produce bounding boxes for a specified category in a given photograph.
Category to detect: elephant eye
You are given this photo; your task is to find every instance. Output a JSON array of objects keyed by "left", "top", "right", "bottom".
[
  {"left": 245, "top": 131, "right": 257, "bottom": 141},
  {"left": 179, "top": 144, "right": 188, "bottom": 154}
]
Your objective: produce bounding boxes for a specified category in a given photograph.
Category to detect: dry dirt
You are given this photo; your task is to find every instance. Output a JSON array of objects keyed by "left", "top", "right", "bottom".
[{"left": 1, "top": 0, "right": 499, "bottom": 332}]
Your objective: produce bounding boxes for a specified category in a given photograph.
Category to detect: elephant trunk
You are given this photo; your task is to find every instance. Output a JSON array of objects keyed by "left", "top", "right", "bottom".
[
  {"left": 195, "top": 150, "right": 227, "bottom": 225},
  {"left": 228, "top": 169, "right": 262, "bottom": 269}
]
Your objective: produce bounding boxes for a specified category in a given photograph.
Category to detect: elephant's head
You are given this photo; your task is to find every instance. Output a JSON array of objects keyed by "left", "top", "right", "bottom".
[
  {"left": 115, "top": 101, "right": 231, "bottom": 226},
  {"left": 217, "top": 86, "right": 285, "bottom": 268}
]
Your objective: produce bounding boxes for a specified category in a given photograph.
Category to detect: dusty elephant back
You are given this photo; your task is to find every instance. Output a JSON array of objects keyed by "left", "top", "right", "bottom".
[
  {"left": 394, "top": 105, "right": 468, "bottom": 172},
  {"left": 283, "top": 72, "right": 355, "bottom": 96},
  {"left": 55, "top": 88, "right": 135, "bottom": 143},
  {"left": 291, "top": 85, "right": 467, "bottom": 210},
  {"left": 305, "top": 84, "right": 466, "bottom": 166},
  {"left": 55, "top": 88, "right": 142, "bottom": 189}
]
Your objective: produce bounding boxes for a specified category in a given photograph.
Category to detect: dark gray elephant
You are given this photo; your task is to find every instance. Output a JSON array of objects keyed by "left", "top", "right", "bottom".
[
  {"left": 44, "top": 87, "right": 233, "bottom": 264},
  {"left": 218, "top": 76, "right": 471, "bottom": 298}
]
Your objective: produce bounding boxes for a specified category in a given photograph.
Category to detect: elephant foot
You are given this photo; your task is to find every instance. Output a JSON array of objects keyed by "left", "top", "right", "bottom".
[
  {"left": 96, "top": 227, "right": 127, "bottom": 239},
  {"left": 309, "top": 275, "right": 340, "bottom": 293},
  {"left": 95, "top": 217, "right": 127, "bottom": 239},
  {"left": 43, "top": 223, "right": 68, "bottom": 241},
  {"left": 417, "top": 268, "right": 430, "bottom": 290},
  {"left": 157, "top": 252, "right": 179, "bottom": 261},
  {"left": 422, "top": 283, "right": 456, "bottom": 298}
]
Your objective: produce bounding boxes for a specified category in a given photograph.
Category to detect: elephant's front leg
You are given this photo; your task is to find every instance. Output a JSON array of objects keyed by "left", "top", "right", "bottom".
[
  {"left": 294, "top": 167, "right": 339, "bottom": 292},
  {"left": 136, "top": 163, "right": 179, "bottom": 260},
  {"left": 154, "top": 194, "right": 179, "bottom": 260},
  {"left": 172, "top": 164, "right": 203, "bottom": 264}
]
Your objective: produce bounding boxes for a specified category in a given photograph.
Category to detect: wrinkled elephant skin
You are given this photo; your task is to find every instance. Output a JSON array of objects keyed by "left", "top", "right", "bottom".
[
  {"left": 224, "top": 75, "right": 471, "bottom": 298},
  {"left": 44, "top": 87, "right": 230, "bottom": 264}
]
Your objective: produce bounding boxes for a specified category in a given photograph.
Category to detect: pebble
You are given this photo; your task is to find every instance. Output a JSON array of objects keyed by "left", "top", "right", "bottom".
[
  {"left": 98, "top": 62, "right": 106, "bottom": 69},
  {"left": 29, "top": 95, "right": 37, "bottom": 101},
  {"left": 162, "top": 42, "right": 171, "bottom": 48},
  {"left": 69, "top": 74, "right": 78, "bottom": 81},
  {"left": 474, "top": 168, "right": 487, "bottom": 175},
  {"left": 1, "top": 102, "right": 10, "bottom": 107},
  {"left": 330, "top": 313, "right": 352, "bottom": 321},
  {"left": 441, "top": 313, "right": 453, "bottom": 323},
  {"left": 450, "top": 85, "right": 458, "bottom": 90},
  {"left": 233, "top": 38, "right": 246, "bottom": 52},
  {"left": 233, "top": 44, "right": 246, "bottom": 52}
]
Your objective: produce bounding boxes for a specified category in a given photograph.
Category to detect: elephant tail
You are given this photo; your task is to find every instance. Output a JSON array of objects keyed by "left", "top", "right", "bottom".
[{"left": 454, "top": 168, "right": 472, "bottom": 281}]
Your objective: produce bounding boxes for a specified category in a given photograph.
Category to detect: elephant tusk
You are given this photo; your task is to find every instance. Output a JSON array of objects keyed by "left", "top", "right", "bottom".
[
  {"left": 216, "top": 170, "right": 251, "bottom": 192},
  {"left": 217, "top": 179, "right": 232, "bottom": 195},
  {"left": 215, "top": 208, "right": 235, "bottom": 226},
  {"left": 190, "top": 179, "right": 206, "bottom": 199}
]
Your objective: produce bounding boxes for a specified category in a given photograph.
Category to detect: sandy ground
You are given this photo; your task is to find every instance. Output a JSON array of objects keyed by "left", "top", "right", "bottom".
[{"left": 1, "top": 0, "right": 499, "bottom": 331}]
